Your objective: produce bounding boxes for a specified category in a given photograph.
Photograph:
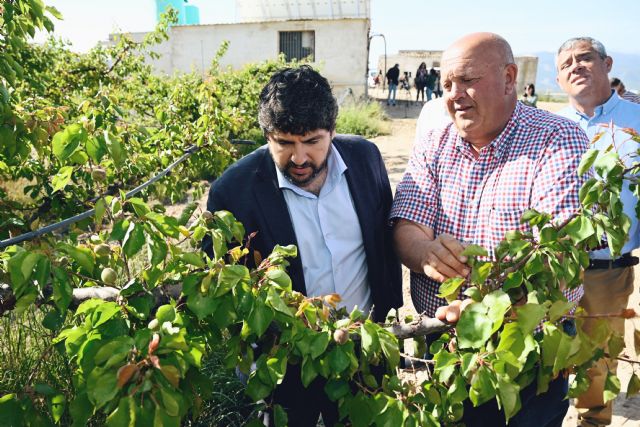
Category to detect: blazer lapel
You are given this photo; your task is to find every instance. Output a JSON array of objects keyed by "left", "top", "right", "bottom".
[{"left": 252, "top": 148, "right": 306, "bottom": 294}]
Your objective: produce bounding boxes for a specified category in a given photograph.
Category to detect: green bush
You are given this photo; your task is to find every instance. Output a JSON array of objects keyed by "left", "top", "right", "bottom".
[{"left": 336, "top": 101, "right": 390, "bottom": 138}]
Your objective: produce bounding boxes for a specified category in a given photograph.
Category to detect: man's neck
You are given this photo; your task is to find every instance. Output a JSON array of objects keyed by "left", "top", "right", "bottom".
[
  {"left": 299, "top": 167, "right": 328, "bottom": 196},
  {"left": 570, "top": 90, "right": 612, "bottom": 118}
]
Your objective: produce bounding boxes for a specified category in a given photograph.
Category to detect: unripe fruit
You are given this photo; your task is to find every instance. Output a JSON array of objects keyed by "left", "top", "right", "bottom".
[
  {"left": 148, "top": 319, "right": 160, "bottom": 330},
  {"left": 91, "top": 168, "right": 107, "bottom": 182},
  {"left": 333, "top": 328, "right": 349, "bottom": 345},
  {"left": 101, "top": 267, "right": 117, "bottom": 285},
  {"left": 201, "top": 211, "right": 214, "bottom": 221},
  {"left": 94, "top": 243, "right": 111, "bottom": 256}
]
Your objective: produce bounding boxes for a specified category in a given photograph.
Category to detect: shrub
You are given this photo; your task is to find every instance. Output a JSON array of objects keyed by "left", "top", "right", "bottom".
[{"left": 336, "top": 101, "right": 390, "bottom": 138}]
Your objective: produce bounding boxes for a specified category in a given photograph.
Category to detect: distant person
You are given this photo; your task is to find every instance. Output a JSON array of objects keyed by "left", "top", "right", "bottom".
[
  {"left": 386, "top": 63, "right": 400, "bottom": 106},
  {"left": 400, "top": 71, "right": 411, "bottom": 91},
  {"left": 425, "top": 67, "right": 437, "bottom": 101},
  {"left": 414, "top": 62, "right": 428, "bottom": 103},
  {"left": 433, "top": 69, "right": 443, "bottom": 98},
  {"left": 556, "top": 36, "right": 640, "bottom": 427},
  {"left": 610, "top": 77, "right": 640, "bottom": 103},
  {"left": 521, "top": 83, "right": 538, "bottom": 107}
]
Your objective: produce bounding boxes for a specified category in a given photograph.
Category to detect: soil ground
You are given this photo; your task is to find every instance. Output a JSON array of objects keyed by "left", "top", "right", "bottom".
[{"left": 369, "top": 91, "right": 640, "bottom": 426}]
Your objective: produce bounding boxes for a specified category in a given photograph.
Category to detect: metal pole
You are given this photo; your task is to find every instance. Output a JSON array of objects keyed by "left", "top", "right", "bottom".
[{"left": 368, "top": 33, "right": 387, "bottom": 95}]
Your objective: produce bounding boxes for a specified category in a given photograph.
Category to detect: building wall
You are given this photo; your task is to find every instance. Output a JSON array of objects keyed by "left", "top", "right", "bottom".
[
  {"left": 378, "top": 51, "right": 538, "bottom": 95},
  {"left": 119, "top": 18, "right": 369, "bottom": 96}
]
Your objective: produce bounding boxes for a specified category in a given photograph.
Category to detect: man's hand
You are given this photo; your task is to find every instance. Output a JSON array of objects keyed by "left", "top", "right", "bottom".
[
  {"left": 421, "top": 233, "right": 469, "bottom": 282},
  {"left": 393, "top": 220, "right": 470, "bottom": 283},
  {"left": 435, "top": 299, "right": 474, "bottom": 324}
]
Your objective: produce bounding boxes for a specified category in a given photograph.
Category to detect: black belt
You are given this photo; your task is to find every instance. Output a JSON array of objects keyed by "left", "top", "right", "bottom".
[{"left": 587, "top": 252, "right": 639, "bottom": 270}]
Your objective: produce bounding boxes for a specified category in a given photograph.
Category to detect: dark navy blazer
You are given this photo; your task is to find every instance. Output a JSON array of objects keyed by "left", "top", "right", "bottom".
[{"left": 203, "top": 135, "right": 402, "bottom": 321}]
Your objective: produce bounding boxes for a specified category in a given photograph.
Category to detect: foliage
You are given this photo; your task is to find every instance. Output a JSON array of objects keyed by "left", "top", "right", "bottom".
[
  {"left": 3, "top": 1, "right": 640, "bottom": 426},
  {"left": 336, "top": 100, "right": 390, "bottom": 138}
]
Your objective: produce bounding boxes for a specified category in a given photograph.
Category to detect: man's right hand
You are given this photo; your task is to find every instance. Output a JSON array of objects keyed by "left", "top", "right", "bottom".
[
  {"left": 421, "top": 233, "right": 470, "bottom": 283},
  {"left": 393, "top": 220, "right": 470, "bottom": 283}
]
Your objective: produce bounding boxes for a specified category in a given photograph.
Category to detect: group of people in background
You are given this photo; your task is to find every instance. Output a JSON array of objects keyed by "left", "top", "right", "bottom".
[{"left": 384, "top": 62, "right": 442, "bottom": 106}]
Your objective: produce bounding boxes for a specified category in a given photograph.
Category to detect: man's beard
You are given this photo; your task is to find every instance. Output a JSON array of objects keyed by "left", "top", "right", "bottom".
[{"left": 281, "top": 157, "right": 329, "bottom": 187}]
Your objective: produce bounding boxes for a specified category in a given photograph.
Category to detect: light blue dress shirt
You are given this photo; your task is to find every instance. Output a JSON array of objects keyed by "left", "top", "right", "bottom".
[
  {"left": 275, "top": 144, "right": 372, "bottom": 314},
  {"left": 557, "top": 92, "right": 640, "bottom": 259}
]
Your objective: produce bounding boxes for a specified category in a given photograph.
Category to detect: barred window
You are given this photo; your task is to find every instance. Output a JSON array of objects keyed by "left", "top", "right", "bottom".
[{"left": 279, "top": 31, "right": 315, "bottom": 61}]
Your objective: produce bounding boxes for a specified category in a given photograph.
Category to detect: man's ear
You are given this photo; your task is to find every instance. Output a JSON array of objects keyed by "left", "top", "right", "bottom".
[
  {"left": 504, "top": 63, "right": 518, "bottom": 95},
  {"left": 605, "top": 56, "right": 613, "bottom": 73}
]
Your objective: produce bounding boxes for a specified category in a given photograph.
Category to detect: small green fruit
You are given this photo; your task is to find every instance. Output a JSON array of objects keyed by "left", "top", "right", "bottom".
[
  {"left": 94, "top": 243, "right": 111, "bottom": 256},
  {"left": 202, "top": 211, "right": 214, "bottom": 221},
  {"left": 101, "top": 267, "right": 117, "bottom": 285},
  {"left": 333, "top": 328, "right": 349, "bottom": 345},
  {"left": 91, "top": 168, "right": 107, "bottom": 182}
]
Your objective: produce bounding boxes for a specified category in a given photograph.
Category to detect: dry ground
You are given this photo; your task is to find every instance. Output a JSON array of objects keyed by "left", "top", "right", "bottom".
[{"left": 370, "top": 94, "right": 640, "bottom": 426}]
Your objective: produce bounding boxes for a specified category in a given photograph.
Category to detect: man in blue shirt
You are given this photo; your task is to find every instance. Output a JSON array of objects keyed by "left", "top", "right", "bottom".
[
  {"left": 203, "top": 65, "right": 402, "bottom": 426},
  {"left": 556, "top": 36, "right": 640, "bottom": 427}
]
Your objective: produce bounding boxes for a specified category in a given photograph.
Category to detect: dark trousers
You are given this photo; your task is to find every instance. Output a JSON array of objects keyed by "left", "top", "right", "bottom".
[
  {"left": 462, "top": 374, "right": 569, "bottom": 427},
  {"left": 271, "top": 365, "right": 338, "bottom": 427}
]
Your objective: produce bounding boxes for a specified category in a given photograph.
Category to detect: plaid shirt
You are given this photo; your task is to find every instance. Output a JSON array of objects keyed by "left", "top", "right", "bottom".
[{"left": 391, "top": 102, "right": 589, "bottom": 316}]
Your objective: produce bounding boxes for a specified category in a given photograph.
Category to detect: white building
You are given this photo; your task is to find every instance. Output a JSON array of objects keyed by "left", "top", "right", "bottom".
[{"left": 116, "top": 1, "right": 370, "bottom": 96}]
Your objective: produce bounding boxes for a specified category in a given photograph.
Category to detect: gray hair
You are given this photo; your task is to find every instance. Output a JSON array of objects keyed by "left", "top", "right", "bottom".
[{"left": 557, "top": 37, "right": 608, "bottom": 59}]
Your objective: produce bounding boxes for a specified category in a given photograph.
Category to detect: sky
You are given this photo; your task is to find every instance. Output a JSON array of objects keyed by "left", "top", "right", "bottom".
[{"left": 36, "top": 0, "right": 640, "bottom": 67}]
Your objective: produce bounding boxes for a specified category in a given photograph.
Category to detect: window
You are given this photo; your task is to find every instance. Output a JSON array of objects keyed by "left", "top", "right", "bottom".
[{"left": 279, "top": 31, "right": 315, "bottom": 62}]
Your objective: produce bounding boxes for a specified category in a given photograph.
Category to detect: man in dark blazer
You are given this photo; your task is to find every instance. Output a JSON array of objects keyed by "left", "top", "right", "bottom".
[{"left": 202, "top": 65, "right": 402, "bottom": 426}]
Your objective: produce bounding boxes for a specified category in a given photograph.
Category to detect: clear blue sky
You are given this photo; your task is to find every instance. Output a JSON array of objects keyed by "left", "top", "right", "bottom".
[{"left": 37, "top": 0, "right": 640, "bottom": 60}]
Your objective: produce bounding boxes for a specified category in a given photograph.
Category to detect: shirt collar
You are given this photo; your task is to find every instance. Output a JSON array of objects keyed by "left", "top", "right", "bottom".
[
  {"left": 454, "top": 102, "right": 521, "bottom": 160},
  {"left": 569, "top": 90, "right": 621, "bottom": 121},
  {"left": 275, "top": 143, "right": 347, "bottom": 197}
]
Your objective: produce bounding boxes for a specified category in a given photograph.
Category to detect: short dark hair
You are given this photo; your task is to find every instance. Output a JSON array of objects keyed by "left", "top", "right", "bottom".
[
  {"left": 258, "top": 65, "right": 338, "bottom": 135},
  {"left": 610, "top": 77, "right": 622, "bottom": 88}
]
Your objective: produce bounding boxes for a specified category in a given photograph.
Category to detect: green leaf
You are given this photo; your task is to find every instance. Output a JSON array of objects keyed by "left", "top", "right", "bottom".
[
  {"left": 328, "top": 345, "right": 351, "bottom": 373},
  {"left": 563, "top": 216, "right": 596, "bottom": 245},
  {"left": 52, "top": 166, "right": 74, "bottom": 193},
  {"left": 515, "top": 303, "right": 547, "bottom": 334},
  {"left": 247, "top": 301, "right": 274, "bottom": 338},
  {"left": 548, "top": 300, "right": 575, "bottom": 322},
  {"left": 58, "top": 243, "right": 95, "bottom": 275},
  {"left": 593, "top": 150, "right": 620, "bottom": 178},
  {"left": 470, "top": 261, "right": 492, "bottom": 286},
  {"left": 94, "top": 337, "right": 134, "bottom": 365},
  {"left": 310, "top": 332, "right": 330, "bottom": 359},
  {"left": 608, "top": 333, "right": 625, "bottom": 359},
  {"left": 87, "top": 367, "right": 118, "bottom": 409},
  {"left": 160, "top": 388, "right": 179, "bottom": 417},
  {"left": 155, "top": 305, "right": 176, "bottom": 323},
  {"left": 86, "top": 136, "right": 108, "bottom": 163},
  {"left": 104, "top": 131, "right": 126, "bottom": 170},
  {"left": 246, "top": 376, "right": 272, "bottom": 401},
  {"left": 457, "top": 304, "right": 492, "bottom": 349},
  {"left": 603, "top": 372, "right": 621, "bottom": 403},
  {"left": 484, "top": 290, "right": 511, "bottom": 333},
  {"left": 265, "top": 269, "right": 292, "bottom": 291},
  {"left": 123, "top": 222, "right": 145, "bottom": 258},
  {"left": 437, "top": 277, "right": 465, "bottom": 301},
  {"left": 274, "top": 404, "right": 288, "bottom": 427},
  {"left": 577, "top": 148, "right": 599, "bottom": 176},
  {"left": 361, "top": 321, "right": 381, "bottom": 357},
  {"left": 106, "top": 397, "right": 134, "bottom": 427},
  {"left": 266, "top": 287, "right": 293, "bottom": 316},
  {"left": 128, "top": 198, "right": 150, "bottom": 217},
  {"left": 469, "top": 365, "right": 496, "bottom": 406},
  {"left": 301, "top": 357, "right": 318, "bottom": 387},
  {"left": 216, "top": 265, "right": 250, "bottom": 297},
  {"left": 52, "top": 124, "right": 87, "bottom": 161},
  {"left": 626, "top": 373, "right": 640, "bottom": 398},
  {"left": 461, "top": 244, "right": 488, "bottom": 257},
  {"left": 180, "top": 252, "right": 205, "bottom": 268},
  {"left": 324, "top": 379, "right": 350, "bottom": 401},
  {"left": 497, "top": 375, "right": 521, "bottom": 422},
  {"left": 503, "top": 271, "right": 523, "bottom": 291},
  {"left": 377, "top": 329, "right": 400, "bottom": 369}
]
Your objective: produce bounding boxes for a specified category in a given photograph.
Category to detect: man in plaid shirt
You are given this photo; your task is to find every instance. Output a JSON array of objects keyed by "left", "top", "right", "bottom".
[{"left": 391, "top": 32, "right": 589, "bottom": 426}]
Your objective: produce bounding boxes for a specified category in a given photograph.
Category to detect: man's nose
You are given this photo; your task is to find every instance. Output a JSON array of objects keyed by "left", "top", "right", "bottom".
[
  {"left": 447, "top": 83, "right": 464, "bottom": 101},
  {"left": 291, "top": 144, "right": 308, "bottom": 165}
]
